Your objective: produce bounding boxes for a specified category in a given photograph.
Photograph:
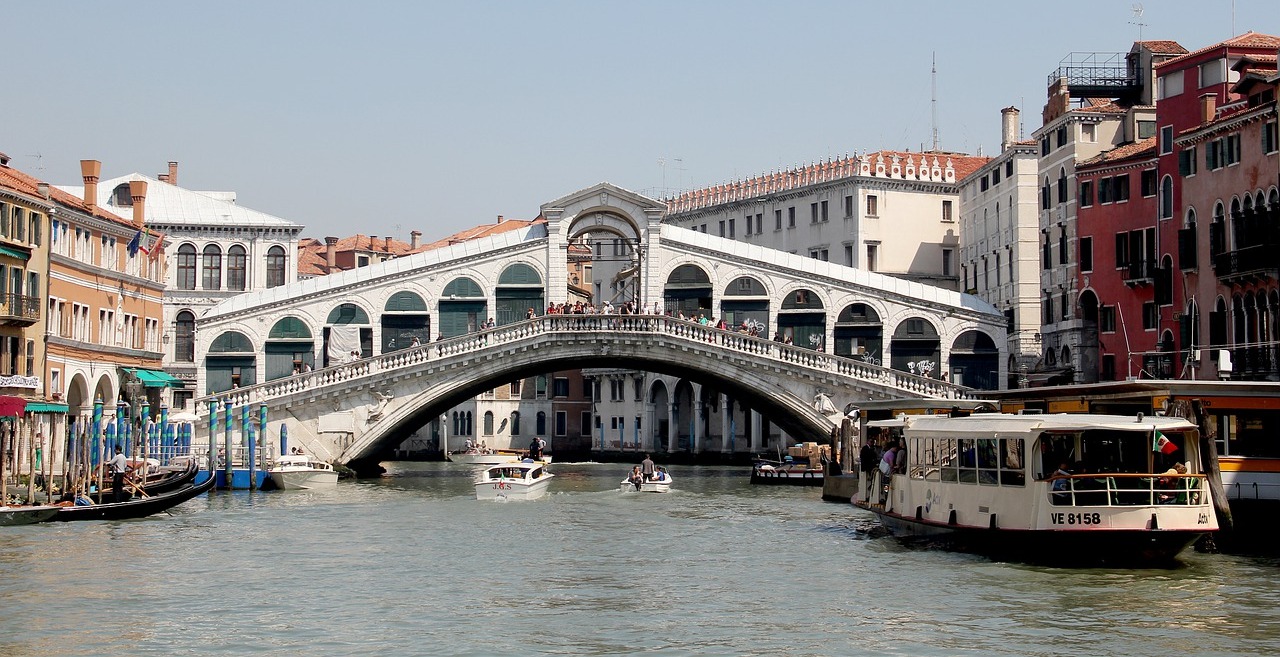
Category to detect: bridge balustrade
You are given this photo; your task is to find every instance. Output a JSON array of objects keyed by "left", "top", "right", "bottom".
[{"left": 199, "top": 314, "right": 972, "bottom": 408}]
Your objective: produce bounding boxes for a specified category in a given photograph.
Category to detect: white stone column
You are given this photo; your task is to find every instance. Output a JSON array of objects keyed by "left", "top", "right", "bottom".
[
  {"left": 720, "top": 394, "right": 732, "bottom": 454},
  {"left": 667, "top": 402, "right": 678, "bottom": 453},
  {"left": 692, "top": 382, "right": 705, "bottom": 454}
]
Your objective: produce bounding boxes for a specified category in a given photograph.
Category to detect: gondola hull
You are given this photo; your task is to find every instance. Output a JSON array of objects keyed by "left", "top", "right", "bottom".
[{"left": 53, "top": 471, "right": 216, "bottom": 522}]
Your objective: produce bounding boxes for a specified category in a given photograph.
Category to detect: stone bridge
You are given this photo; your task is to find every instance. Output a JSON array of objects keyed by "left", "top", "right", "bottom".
[{"left": 199, "top": 314, "right": 975, "bottom": 471}]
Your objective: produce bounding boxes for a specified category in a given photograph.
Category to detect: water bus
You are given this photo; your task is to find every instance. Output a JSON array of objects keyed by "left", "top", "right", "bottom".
[{"left": 853, "top": 412, "right": 1218, "bottom": 563}]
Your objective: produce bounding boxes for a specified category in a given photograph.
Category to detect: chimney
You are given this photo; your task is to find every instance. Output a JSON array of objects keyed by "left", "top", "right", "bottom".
[
  {"left": 324, "top": 236, "right": 338, "bottom": 272},
  {"left": 129, "top": 180, "right": 147, "bottom": 228},
  {"left": 384, "top": 236, "right": 393, "bottom": 252},
  {"left": 497, "top": 215, "right": 505, "bottom": 224},
  {"left": 37, "top": 182, "right": 49, "bottom": 199},
  {"left": 168, "top": 161, "right": 178, "bottom": 186},
  {"left": 1200, "top": 93, "right": 1218, "bottom": 124},
  {"left": 1000, "top": 106, "right": 1020, "bottom": 152},
  {"left": 369, "top": 235, "right": 377, "bottom": 250},
  {"left": 158, "top": 174, "right": 170, "bottom": 183},
  {"left": 1043, "top": 78, "right": 1070, "bottom": 124},
  {"left": 410, "top": 230, "right": 422, "bottom": 249},
  {"left": 81, "top": 160, "right": 102, "bottom": 210}
]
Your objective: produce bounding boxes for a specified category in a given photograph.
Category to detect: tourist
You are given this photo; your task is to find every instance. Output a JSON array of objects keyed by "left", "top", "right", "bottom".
[
  {"left": 107, "top": 445, "right": 130, "bottom": 503},
  {"left": 773, "top": 331, "right": 785, "bottom": 342},
  {"left": 641, "top": 453, "right": 655, "bottom": 480},
  {"left": 628, "top": 466, "right": 644, "bottom": 490},
  {"left": 879, "top": 442, "right": 897, "bottom": 477},
  {"left": 894, "top": 440, "right": 908, "bottom": 474},
  {"left": 529, "top": 437, "right": 542, "bottom": 460},
  {"left": 526, "top": 307, "right": 536, "bottom": 320}
]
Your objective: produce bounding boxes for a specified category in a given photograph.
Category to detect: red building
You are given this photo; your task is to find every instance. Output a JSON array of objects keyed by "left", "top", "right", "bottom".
[
  {"left": 1076, "top": 137, "right": 1161, "bottom": 380},
  {"left": 1153, "top": 34, "right": 1280, "bottom": 380}
]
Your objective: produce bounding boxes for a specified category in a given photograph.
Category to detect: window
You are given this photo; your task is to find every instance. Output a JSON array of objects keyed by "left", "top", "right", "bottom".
[
  {"left": 536, "top": 412, "right": 547, "bottom": 436},
  {"left": 844, "top": 244, "right": 854, "bottom": 266},
  {"left": 580, "top": 411, "right": 591, "bottom": 436},
  {"left": 1199, "top": 59, "right": 1225, "bottom": 87},
  {"left": 866, "top": 244, "right": 878, "bottom": 271},
  {"left": 177, "top": 244, "right": 196, "bottom": 290},
  {"left": 483, "top": 412, "right": 494, "bottom": 436},
  {"left": 844, "top": 195, "right": 853, "bottom": 217},
  {"left": 1079, "top": 180, "right": 1093, "bottom": 207},
  {"left": 553, "top": 377, "right": 569, "bottom": 398},
  {"left": 1160, "top": 125, "right": 1174, "bottom": 154},
  {"left": 942, "top": 249, "right": 953, "bottom": 276},
  {"left": 1040, "top": 136, "right": 1051, "bottom": 156},
  {"left": 1100, "top": 305, "right": 1116, "bottom": 333},
  {"left": 510, "top": 380, "right": 522, "bottom": 396},
  {"left": 1057, "top": 170, "right": 1068, "bottom": 204},
  {"left": 1115, "top": 232, "right": 1129, "bottom": 268},
  {"left": 1081, "top": 123, "right": 1096, "bottom": 143},
  {"left": 980, "top": 176, "right": 990, "bottom": 192},
  {"left": 865, "top": 195, "right": 878, "bottom": 216},
  {"left": 1206, "top": 139, "right": 1223, "bottom": 170},
  {"left": 727, "top": 219, "right": 735, "bottom": 239},
  {"left": 787, "top": 207, "right": 796, "bottom": 227},
  {"left": 1113, "top": 174, "right": 1129, "bottom": 202},
  {"left": 201, "top": 245, "right": 222, "bottom": 290},
  {"left": 1043, "top": 296, "right": 1054, "bottom": 325},
  {"left": 1137, "top": 121, "right": 1156, "bottom": 139},
  {"left": 1141, "top": 169, "right": 1158, "bottom": 197},
  {"left": 1264, "top": 121, "right": 1279, "bottom": 154},
  {"left": 992, "top": 167, "right": 1001, "bottom": 185},
  {"left": 227, "top": 245, "right": 247, "bottom": 291},
  {"left": 774, "top": 209, "right": 782, "bottom": 230},
  {"left": 1055, "top": 125, "right": 1068, "bottom": 148},
  {"left": 1178, "top": 148, "right": 1197, "bottom": 176},
  {"left": 1098, "top": 177, "right": 1112, "bottom": 204},
  {"left": 754, "top": 213, "right": 762, "bottom": 234},
  {"left": 1224, "top": 133, "right": 1241, "bottom": 166},
  {"left": 1158, "top": 71, "right": 1184, "bottom": 100},
  {"left": 266, "top": 245, "right": 286, "bottom": 288},
  {"left": 536, "top": 375, "right": 547, "bottom": 399},
  {"left": 511, "top": 412, "right": 521, "bottom": 436},
  {"left": 1005, "top": 160, "right": 1013, "bottom": 177},
  {"left": 942, "top": 200, "right": 953, "bottom": 222},
  {"left": 810, "top": 202, "right": 819, "bottom": 224},
  {"left": 554, "top": 411, "right": 567, "bottom": 437},
  {"left": 820, "top": 200, "right": 828, "bottom": 222},
  {"left": 1042, "top": 234, "right": 1051, "bottom": 269},
  {"left": 1058, "top": 228, "right": 1068, "bottom": 264},
  {"left": 1159, "top": 175, "right": 1173, "bottom": 220},
  {"left": 1080, "top": 236, "right": 1093, "bottom": 272},
  {"left": 1142, "top": 302, "right": 1158, "bottom": 330},
  {"left": 718, "top": 221, "right": 725, "bottom": 237}
]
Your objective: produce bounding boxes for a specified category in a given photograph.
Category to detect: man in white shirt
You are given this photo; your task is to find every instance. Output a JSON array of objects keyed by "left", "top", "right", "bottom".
[{"left": 107, "top": 445, "right": 130, "bottom": 503}]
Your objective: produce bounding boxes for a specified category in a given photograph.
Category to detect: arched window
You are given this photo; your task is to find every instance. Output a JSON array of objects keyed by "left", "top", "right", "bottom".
[
  {"left": 1159, "top": 175, "right": 1174, "bottom": 220},
  {"left": 266, "top": 245, "right": 287, "bottom": 288},
  {"left": 175, "top": 310, "right": 196, "bottom": 362},
  {"left": 177, "top": 244, "right": 196, "bottom": 290},
  {"left": 536, "top": 411, "right": 547, "bottom": 436},
  {"left": 227, "top": 245, "right": 247, "bottom": 291},
  {"left": 465, "top": 412, "right": 473, "bottom": 436},
  {"left": 1056, "top": 167, "right": 1067, "bottom": 204},
  {"left": 510, "top": 412, "right": 521, "bottom": 437},
  {"left": 483, "top": 411, "right": 494, "bottom": 436},
  {"left": 201, "top": 244, "right": 222, "bottom": 290}
]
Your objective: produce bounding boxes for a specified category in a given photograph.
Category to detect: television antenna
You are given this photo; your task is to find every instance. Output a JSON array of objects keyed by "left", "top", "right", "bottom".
[
  {"left": 26, "top": 152, "right": 44, "bottom": 172},
  {"left": 1129, "top": 4, "right": 1147, "bottom": 41}
]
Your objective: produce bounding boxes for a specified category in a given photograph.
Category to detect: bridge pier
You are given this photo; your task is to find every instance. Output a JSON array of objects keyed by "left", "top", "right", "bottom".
[{"left": 666, "top": 402, "right": 678, "bottom": 454}]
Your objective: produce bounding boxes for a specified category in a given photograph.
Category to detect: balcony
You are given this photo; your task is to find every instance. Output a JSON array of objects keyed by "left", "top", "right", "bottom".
[
  {"left": 1229, "top": 346, "right": 1280, "bottom": 381},
  {"left": 1123, "top": 259, "right": 1156, "bottom": 286},
  {"left": 1214, "top": 243, "right": 1280, "bottom": 284},
  {"left": 1049, "top": 52, "right": 1142, "bottom": 101},
  {"left": 0, "top": 293, "right": 40, "bottom": 326}
]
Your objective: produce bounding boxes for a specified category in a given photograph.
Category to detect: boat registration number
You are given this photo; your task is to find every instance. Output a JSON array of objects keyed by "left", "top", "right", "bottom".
[
  {"left": 1051, "top": 512, "right": 1101, "bottom": 525},
  {"left": 491, "top": 482, "right": 511, "bottom": 490}
]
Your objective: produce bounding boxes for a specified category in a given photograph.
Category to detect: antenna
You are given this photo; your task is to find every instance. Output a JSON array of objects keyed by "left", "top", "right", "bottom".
[
  {"left": 931, "top": 52, "right": 939, "bottom": 152},
  {"left": 1129, "top": 4, "right": 1146, "bottom": 41},
  {"left": 26, "top": 152, "right": 43, "bottom": 172}
]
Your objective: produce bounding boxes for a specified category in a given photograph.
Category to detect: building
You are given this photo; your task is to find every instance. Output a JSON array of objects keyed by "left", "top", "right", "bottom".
[
  {"left": 1074, "top": 137, "right": 1161, "bottom": 381},
  {"left": 663, "top": 151, "right": 990, "bottom": 293},
  {"left": 1156, "top": 34, "right": 1280, "bottom": 381},
  {"left": 958, "top": 107, "right": 1043, "bottom": 387},
  {"left": 1031, "top": 41, "right": 1184, "bottom": 385},
  {"left": 58, "top": 162, "right": 304, "bottom": 408}
]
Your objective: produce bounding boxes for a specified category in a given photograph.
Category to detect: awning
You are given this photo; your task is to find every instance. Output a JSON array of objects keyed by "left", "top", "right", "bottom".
[
  {"left": 127, "top": 368, "right": 187, "bottom": 389},
  {"left": 0, "top": 245, "right": 30, "bottom": 261},
  {"left": 0, "top": 395, "right": 28, "bottom": 417},
  {"left": 25, "top": 401, "right": 68, "bottom": 413}
]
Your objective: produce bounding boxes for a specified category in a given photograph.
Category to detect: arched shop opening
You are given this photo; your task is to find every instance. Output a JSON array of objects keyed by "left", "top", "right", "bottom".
[
  {"left": 382, "top": 291, "right": 430, "bottom": 353},
  {"left": 890, "top": 317, "right": 941, "bottom": 377},
  {"left": 324, "top": 303, "right": 372, "bottom": 366},
  {"left": 267, "top": 317, "right": 315, "bottom": 378},
  {"left": 834, "top": 303, "right": 882, "bottom": 363},
  {"left": 720, "top": 276, "right": 769, "bottom": 335},
  {"left": 778, "top": 289, "right": 825, "bottom": 350},
  {"left": 664, "top": 264, "right": 712, "bottom": 317},
  {"left": 949, "top": 330, "right": 999, "bottom": 389},
  {"left": 439, "top": 277, "right": 487, "bottom": 337},
  {"left": 206, "top": 331, "right": 256, "bottom": 394},
  {"left": 496, "top": 264, "right": 544, "bottom": 325}
]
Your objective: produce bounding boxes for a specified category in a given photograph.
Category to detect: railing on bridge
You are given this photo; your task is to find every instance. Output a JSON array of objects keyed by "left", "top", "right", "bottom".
[{"left": 197, "top": 315, "right": 974, "bottom": 409}]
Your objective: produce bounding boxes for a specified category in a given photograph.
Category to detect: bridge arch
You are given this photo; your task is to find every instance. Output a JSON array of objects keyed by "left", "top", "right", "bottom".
[{"left": 561, "top": 205, "right": 644, "bottom": 244}]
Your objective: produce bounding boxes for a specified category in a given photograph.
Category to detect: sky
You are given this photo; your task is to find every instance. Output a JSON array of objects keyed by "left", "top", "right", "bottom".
[{"left": 4, "top": 1, "right": 1277, "bottom": 243}]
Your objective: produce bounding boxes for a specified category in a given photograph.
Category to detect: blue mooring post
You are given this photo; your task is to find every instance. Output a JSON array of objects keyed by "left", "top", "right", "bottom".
[
  {"left": 115, "top": 400, "right": 127, "bottom": 456},
  {"left": 208, "top": 400, "right": 218, "bottom": 486},
  {"left": 258, "top": 402, "right": 267, "bottom": 467},
  {"left": 140, "top": 398, "right": 151, "bottom": 463},
  {"left": 159, "top": 403, "right": 169, "bottom": 463},
  {"left": 91, "top": 396, "right": 103, "bottom": 467},
  {"left": 223, "top": 398, "right": 233, "bottom": 488},
  {"left": 243, "top": 403, "right": 255, "bottom": 490}
]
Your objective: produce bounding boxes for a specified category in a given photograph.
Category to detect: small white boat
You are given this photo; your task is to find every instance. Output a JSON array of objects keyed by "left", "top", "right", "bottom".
[
  {"left": 0, "top": 505, "right": 59, "bottom": 526},
  {"left": 267, "top": 454, "right": 339, "bottom": 490},
  {"left": 475, "top": 461, "right": 555, "bottom": 500},
  {"left": 450, "top": 449, "right": 552, "bottom": 466},
  {"left": 620, "top": 468, "right": 673, "bottom": 493}
]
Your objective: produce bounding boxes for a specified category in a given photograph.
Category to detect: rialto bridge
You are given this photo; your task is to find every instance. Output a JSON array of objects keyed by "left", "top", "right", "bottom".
[{"left": 193, "top": 183, "right": 1006, "bottom": 470}]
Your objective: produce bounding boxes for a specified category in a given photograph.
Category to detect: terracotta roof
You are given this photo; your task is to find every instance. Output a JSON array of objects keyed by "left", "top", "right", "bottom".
[
  {"left": 1136, "top": 40, "right": 1188, "bottom": 55},
  {"left": 409, "top": 217, "right": 542, "bottom": 254},
  {"left": 1075, "top": 100, "right": 1128, "bottom": 114},
  {"left": 0, "top": 162, "right": 137, "bottom": 230},
  {"left": 296, "top": 245, "right": 327, "bottom": 277},
  {"left": 1077, "top": 137, "right": 1157, "bottom": 169},
  {"left": 1156, "top": 32, "right": 1280, "bottom": 69}
]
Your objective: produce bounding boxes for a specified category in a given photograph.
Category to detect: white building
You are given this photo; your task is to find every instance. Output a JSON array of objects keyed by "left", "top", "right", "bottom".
[
  {"left": 61, "top": 162, "right": 303, "bottom": 408},
  {"left": 958, "top": 108, "right": 1043, "bottom": 387}
]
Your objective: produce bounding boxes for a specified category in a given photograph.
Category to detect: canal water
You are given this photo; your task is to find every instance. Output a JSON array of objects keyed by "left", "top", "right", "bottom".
[{"left": 2, "top": 462, "right": 1278, "bottom": 657}]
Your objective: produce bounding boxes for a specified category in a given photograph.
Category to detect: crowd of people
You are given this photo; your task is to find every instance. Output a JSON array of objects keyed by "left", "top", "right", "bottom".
[{"left": 858, "top": 431, "right": 907, "bottom": 502}]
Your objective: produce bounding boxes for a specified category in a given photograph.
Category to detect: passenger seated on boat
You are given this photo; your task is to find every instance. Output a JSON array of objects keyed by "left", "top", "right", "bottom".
[
  {"left": 1049, "top": 462, "right": 1072, "bottom": 505},
  {"left": 1071, "top": 464, "right": 1108, "bottom": 506},
  {"left": 1157, "top": 463, "right": 1188, "bottom": 504},
  {"left": 628, "top": 466, "right": 644, "bottom": 490}
]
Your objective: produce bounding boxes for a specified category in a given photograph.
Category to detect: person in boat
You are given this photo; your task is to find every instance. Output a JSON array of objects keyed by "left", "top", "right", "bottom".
[
  {"left": 859, "top": 438, "right": 878, "bottom": 497},
  {"left": 464, "top": 439, "right": 474, "bottom": 452},
  {"left": 879, "top": 442, "right": 898, "bottom": 476},
  {"left": 629, "top": 466, "right": 644, "bottom": 490},
  {"left": 641, "top": 454, "right": 655, "bottom": 480},
  {"left": 528, "top": 437, "right": 542, "bottom": 461},
  {"left": 107, "top": 445, "right": 131, "bottom": 503},
  {"left": 894, "top": 441, "right": 908, "bottom": 474},
  {"left": 1049, "top": 461, "right": 1072, "bottom": 505},
  {"left": 1157, "top": 462, "right": 1188, "bottom": 504}
]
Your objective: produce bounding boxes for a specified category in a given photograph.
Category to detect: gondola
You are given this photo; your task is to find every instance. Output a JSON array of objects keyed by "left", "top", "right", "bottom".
[
  {"left": 0, "top": 505, "right": 60, "bottom": 526},
  {"left": 92, "top": 459, "right": 201, "bottom": 502},
  {"left": 51, "top": 470, "right": 216, "bottom": 522}
]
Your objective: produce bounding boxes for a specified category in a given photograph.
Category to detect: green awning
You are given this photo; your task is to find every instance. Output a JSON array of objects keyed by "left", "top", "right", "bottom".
[
  {"left": 128, "top": 368, "right": 186, "bottom": 388},
  {"left": 0, "top": 245, "right": 30, "bottom": 261},
  {"left": 25, "top": 402, "right": 68, "bottom": 413}
]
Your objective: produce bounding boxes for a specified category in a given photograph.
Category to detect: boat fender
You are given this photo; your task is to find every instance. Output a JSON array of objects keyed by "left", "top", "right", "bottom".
[
  {"left": 948, "top": 509, "right": 957, "bottom": 526},
  {"left": 988, "top": 514, "right": 998, "bottom": 530},
  {"left": 1149, "top": 513, "right": 1159, "bottom": 531},
  {"left": 915, "top": 506, "right": 923, "bottom": 521}
]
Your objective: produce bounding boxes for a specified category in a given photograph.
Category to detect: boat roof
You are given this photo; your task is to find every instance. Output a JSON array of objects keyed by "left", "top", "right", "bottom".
[
  {"left": 896, "top": 412, "right": 1197, "bottom": 435},
  {"left": 485, "top": 461, "right": 544, "bottom": 471}
]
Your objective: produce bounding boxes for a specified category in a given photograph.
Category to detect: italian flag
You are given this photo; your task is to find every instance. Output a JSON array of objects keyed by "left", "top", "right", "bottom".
[{"left": 1153, "top": 430, "right": 1178, "bottom": 455}]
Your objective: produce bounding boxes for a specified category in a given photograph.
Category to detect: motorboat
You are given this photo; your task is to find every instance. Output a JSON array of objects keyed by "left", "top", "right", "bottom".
[
  {"left": 750, "top": 460, "right": 824, "bottom": 486},
  {"left": 267, "top": 454, "right": 339, "bottom": 490},
  {"left": 0, "top": 505, "right": 60, "bottom": 526},
  {"left": 620, "top": 467, "right": 672, "bottom": 493},
  {"left": 474, "top": 461, "right": 554, "bottom": 500},
  {"left": 449, "top": 448, "right": 551, "bottom": 465},
  {"left": 852, "top": 413, "right": 1219, "bottom": 564}
]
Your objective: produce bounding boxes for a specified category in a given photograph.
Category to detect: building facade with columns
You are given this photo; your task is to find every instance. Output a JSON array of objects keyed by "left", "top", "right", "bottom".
[{"left": 59, "top": 162, "right": 304, "bottom": 410}]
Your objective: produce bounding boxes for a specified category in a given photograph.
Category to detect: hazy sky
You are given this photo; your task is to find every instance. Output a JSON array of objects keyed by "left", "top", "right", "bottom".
[{"left": 4, "top": 1, "right": 1276, "bottom": 242}]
